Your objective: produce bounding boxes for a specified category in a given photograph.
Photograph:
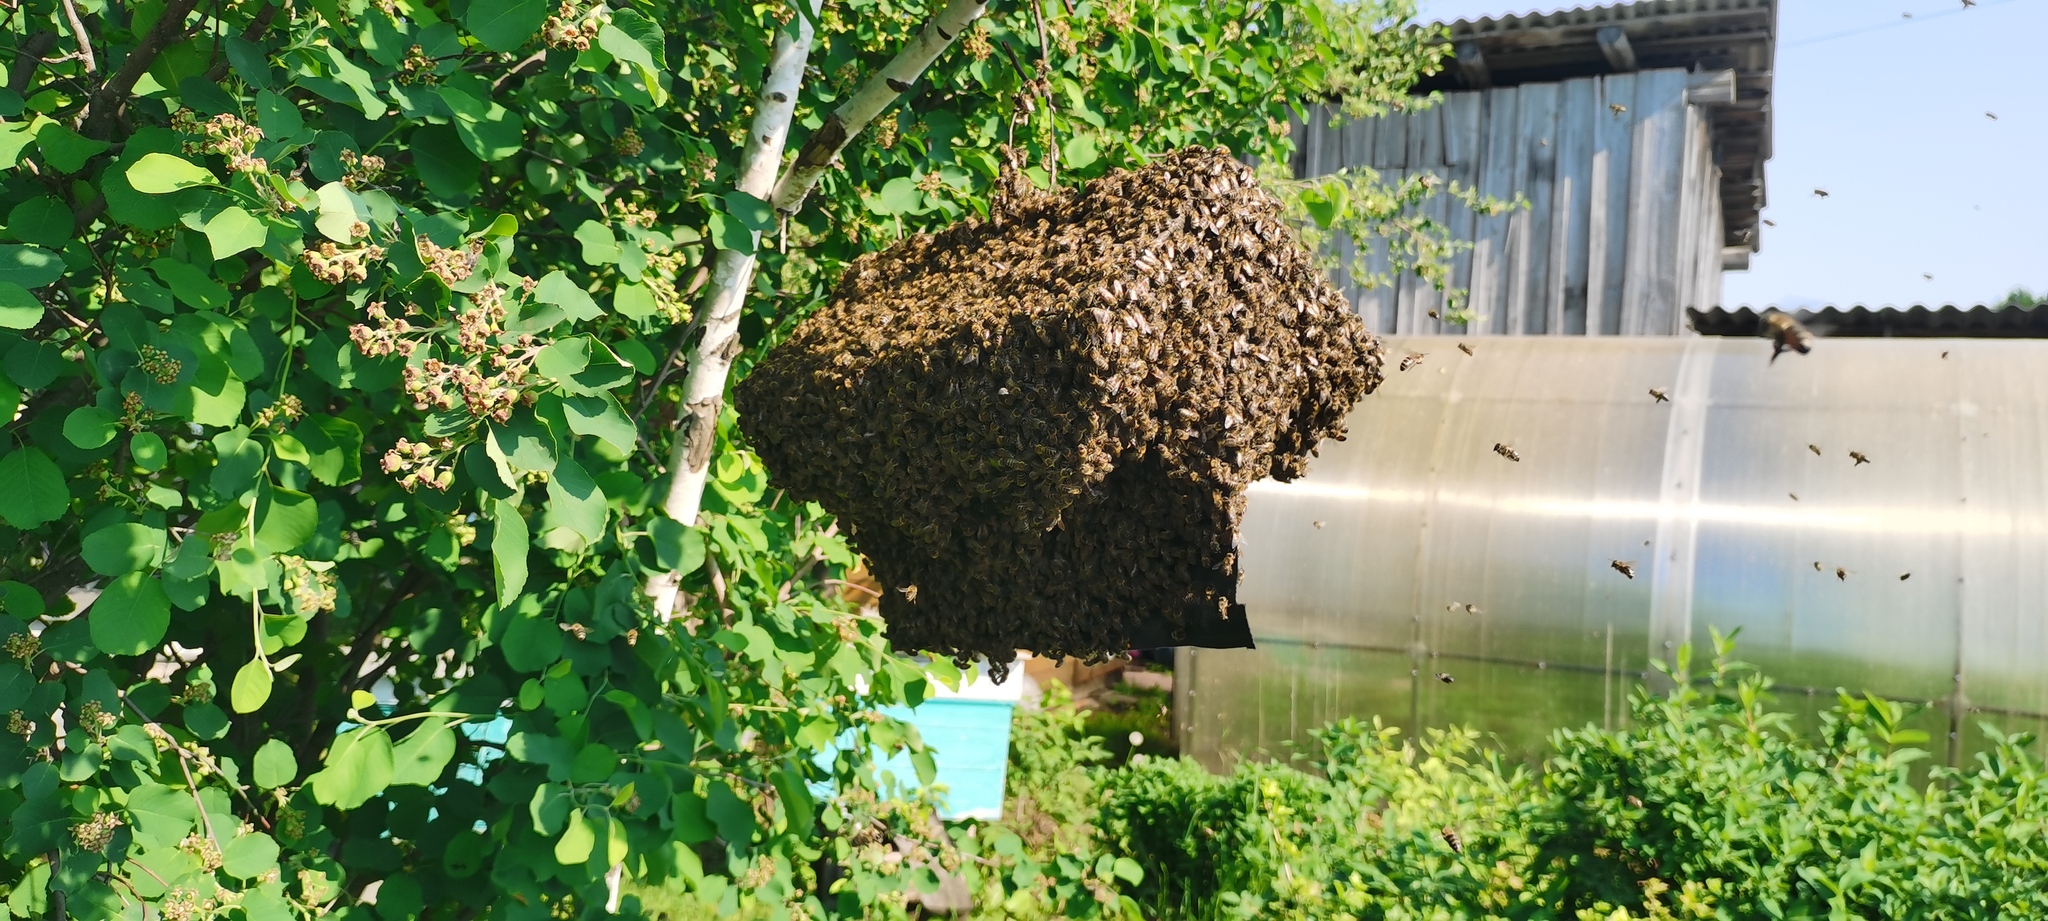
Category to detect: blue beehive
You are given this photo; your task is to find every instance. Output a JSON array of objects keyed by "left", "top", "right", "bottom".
[{"left": 820, "top": 657, "right": 1026, "bottom": 821}]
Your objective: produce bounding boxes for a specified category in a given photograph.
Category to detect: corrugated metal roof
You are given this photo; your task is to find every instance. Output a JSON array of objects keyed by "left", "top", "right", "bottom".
[
  {"left": 1411, "top": 0, "right": 1775, "bottom": 257},
  {"left": 1688, "top": 304, "right": 2048, "bottom": 338}
]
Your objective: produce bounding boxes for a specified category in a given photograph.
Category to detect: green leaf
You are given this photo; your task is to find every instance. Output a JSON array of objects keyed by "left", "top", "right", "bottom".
[
  {"left": 772, "top": 763, "right": 816, "bottom": 833},
  {"left": 706, "top": 209, "right": 753, "bottom": 253},
  {"left": 723, "top": 191, "right": 775, "bottom": 232},
  {"left": 533, "top": 271, "right": 602, "bottom": 321},
  {"left": 1112, "top": 856, "right": 1144, "bottom": 884},
  {"left": 574, "top": 220, "right": 621, "bottom": 265},
  {"left": 63, "top": 405, "right": 118, "bottom": 448},
  {"left": 350, "top": 689, "right": 377, "bottom": 711},
  {"left": 391, "top": 720, "right": 458, "bottom": 785},
  {"left": 1062, "top": 134, "right": 1101, "bottom": 170},
  {"left": 34, "top": 122, "right": 109, "bottom": 172},
  {"left": 253, "top": 739, "right": 298, "bottom": 788},
  {"left": 649, "top": 517, "right": 705, "bottom": 575},
  {"left": 875, "top": 176, "right": 921, "bottom": 216},
  {"left": 295, "top": 415, "right": 363, "bottom": 486},
  {"left": 563, "top": 395, "right": 635, "bottom": 454},
  {"left": 568, "top": 743, "right": 615, "bottom": 783},
  {"left": 218, "top": 831, "right": 281, "bottom": 880},
  {"left": 0, "top": 245, "right": 63, "bottom": 288},
  {"left": 706, "top": 780, "right": 755, "bottom": 844},
  {"left": 0, "top": 282, "right": 42, "bottom": 329},
  {"left": 412, "top": 125, "right": 482, "bottom": 200},
  {"left": 131, "top": 432, "right": 168, "bottom": 472},
  {"left": 88, "top": 572, "right": 171, "bottom": 656},
  {"left": 309, "top": 726, "right": 394, "bottom": 810},
  {"left": 554, "top": 810, "right": 596, "bottom": 865},
  {"left": 499, "top": 602, "right": 561, "bottom": 673},
  {"left": 541, "top": 456, "right": 607, "bottom": 547},
  {"left": 613, "top": 283, "right": 658, "bottom": 320},
  {"left": 254, "top": 90, "right": 305, "bottom": 140},
  {"left": 491, "top": 497, "right": 529, "bottom": 605},
  {"left": 231, "top": 657, "right": 273, "bottom": 713},
  {"left": 464, "top": 0, "right": 548, "bottom": 52},
  {"left": 6, "top": 197, "right": 74, "bottom": 246},
  {"left": 315, "top": 182, "right": 370, "bottom": 242},
  {"left": 125, "top": 783, "right": 196, "bottom": 846},
  {"left": 203, "top": 206, "right": 269, "bottom": 258},
  {"left": 485, "top": 213, "right": 519, "bottom": 237},
  {"left": 151, "top": 258, "right": 231, "bottom": 310},
  {"left": 255, "top": 487, "right": 318, "bottom": 553},
  {"left": 126, "top": 152, "right": 217, "bottom": 193},
  {"left": 440, "top": 87, "right": 525, "bottom": 162},
  {"left": 81, "top": 523, "right": 167, "bottom": 576},
  {"left": 0, "top": 447, "right": 69, "bottom": 528},
  {"left": 210, "top": 429, "right": 267, "bottom": 498}
]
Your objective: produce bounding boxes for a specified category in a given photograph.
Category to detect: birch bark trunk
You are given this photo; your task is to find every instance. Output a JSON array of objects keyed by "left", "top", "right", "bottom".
[
  {"left": 646, "top": 4, "right": 819, "bottom": 618},
  {"left": 651, "top": 0, "right": 992, "bottom": 619}
]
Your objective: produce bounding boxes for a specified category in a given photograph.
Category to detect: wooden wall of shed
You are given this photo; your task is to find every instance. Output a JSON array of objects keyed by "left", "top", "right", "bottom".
[{"left": 1294, "top": 68, "right": 1725, "bottom": 336}]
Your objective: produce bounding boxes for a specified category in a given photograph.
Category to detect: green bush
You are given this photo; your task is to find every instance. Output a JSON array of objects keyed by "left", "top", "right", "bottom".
[{"left": 1097, "top": 633, "right": 2048, "bottom": 920}]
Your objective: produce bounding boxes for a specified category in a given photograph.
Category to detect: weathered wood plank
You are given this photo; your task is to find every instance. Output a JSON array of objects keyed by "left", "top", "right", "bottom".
[
  {"left": 1440, "top": 91, "right": 1485, "bottom": 335},
  {"left": 1470, "top": 86, "right": 1520, "bottom": 335},
  {"left": 1506, "top": 81, "right": 1560, "bottom": 335},
  {"left": 1587, "top": 72, "right": 1635, "bottom": 335},
  {"left": 1397, "top": 105, "right": 1447, "bottom": 333},
  {"left": 1621, "top": 69, "right": 1688, "bottom": 335},
  {"left": 1552, "top": 76, "right": 1597, "bottom": 335}
]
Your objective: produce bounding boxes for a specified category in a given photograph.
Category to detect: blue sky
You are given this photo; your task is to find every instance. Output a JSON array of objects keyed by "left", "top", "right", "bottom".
[{"left": 1413, "top": 0, "right": 2048, "bottom": 308}]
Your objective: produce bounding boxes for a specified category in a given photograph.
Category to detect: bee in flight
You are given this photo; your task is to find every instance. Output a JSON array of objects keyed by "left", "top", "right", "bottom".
[
  {"left": 1611, "top": 560, "right": 1636, "bottom": 579},
  {"left": 1649, "top": 388, "right": 1669, "bottom": 403},
  {"left": 1493, "top": 443, "right": 1521, "bottom": 462},
  {"left": 1899, "top": 573, "right": 1911, "bottom": 581},
  {"left": 1610, "top": 103, "right": 1627, "bottom": 115},
  {"left": 1808, "top": 444, "right": 1822, "bottom": 457},
  {"left": 1436, "top": 672, "right": 1455, "bottom": 684},
  {"left": 1761, "top": 309, "right": 1813, "bottom": 363},
  {"left": 1458, "top": 343, "right": 1474, "bottom": 356},
  {"left": 1837, "top": 567, "right": 1849, "bottom": 581},
  {"left": 1440, "top": 827, "right": 1464, "bottom": 853},
  {"left": 1400, "top": 352, "right": 1427, "bottom": 371},
  {"left": 1850, "top": 451, "right": 1871, "bottom": 466}
]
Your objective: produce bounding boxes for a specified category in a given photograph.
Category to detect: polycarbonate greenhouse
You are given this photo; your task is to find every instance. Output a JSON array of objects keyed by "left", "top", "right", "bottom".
[{"left": 1175, "top": 335, "right": 2048, "bottom": 768}]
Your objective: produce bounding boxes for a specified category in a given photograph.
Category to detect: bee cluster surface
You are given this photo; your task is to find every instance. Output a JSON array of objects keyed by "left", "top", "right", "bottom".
[{"left": 738, "top": 147, "right": 1383, "bottom": 665}]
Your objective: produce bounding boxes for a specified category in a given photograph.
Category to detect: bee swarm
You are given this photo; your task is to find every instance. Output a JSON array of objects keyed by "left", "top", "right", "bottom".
[{"left": 738, "top": 147, "right": 1383, "bottom": 665}]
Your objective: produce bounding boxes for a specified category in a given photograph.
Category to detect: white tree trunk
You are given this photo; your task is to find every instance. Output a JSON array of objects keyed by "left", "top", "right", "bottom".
[
  {"left": 647, "top": 3, "right": 818, "bottom": 618},
  {"left": 770, "top": 0, "right": 991, "bottom": 215}
]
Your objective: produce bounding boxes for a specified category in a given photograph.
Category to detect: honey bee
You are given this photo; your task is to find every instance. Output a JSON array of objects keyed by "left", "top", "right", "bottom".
[
  {"left": 1649, "top": 388, "right": 1669, "bottom": 403},
  {"left": 1436, "top": 672, "right": 1455, "bottom": 684},
  {"left": 1789, "top": 492, "right": 1799, "bottom": 501},
  {"left": 1761, "top": 309, "right": 1813, "bottom": 363},
  {"left": 1465, "top": 603, "right": 1480, "bottom": 615},
  {"left": 1400, "top": 352, "right": 1426, "bottom": 371},
  {"left": 1836, "top": 567, "right": 1848, "bottom": 581},
  {"left": 1813, "top": 188, "right": 1830, "bottom": 198},
  {"left": 1626, "top": 795, "right": 1644, "bottom": 809},
  {"left": 1609, "top": 103, "right": 1627, "bottom": 115},
  {"left": 1941, "top": 351, "right": 1949, "bottom": 359},
  {"left": 1492, "top": 443, "right": 1520, "bottom": 462},
  {"left": 1611, "top": 560, "right": 1636, "bottom": 579},
  {"left": 1899, "top": 573, "right": 1911, "bottom": 581},
  {"left": 1814, "top": 561, "right": 1823, "bottom": 572},
  {"left": 1808, "top": 444, "right": 1822, "bottom": 456},
  {"left": 1312, "top": 520, "right": 1325, "bottom": 529},
  {"left": 1763, "top": 219, "right": 1777, "bottom": 227},
  {"left": 1440, "top": 827, "right": 1463, "bottom": 853},
  {"left": 1849, "top": 451, "right": 1870, "bottom": 466},
  {"left": 1457, "top": 343, "right": 1474, "bottom": 356},
  {"left": 900, "top": 584, "right": 920, "bottom": 603},
  {"left": 1428, "top": 309, "right": 1440, "bottom": 319}
]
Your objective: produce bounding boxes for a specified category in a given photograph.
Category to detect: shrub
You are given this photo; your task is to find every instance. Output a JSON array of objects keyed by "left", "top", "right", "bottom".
[{"left": 1097, "top": 633, "right": 2048, "bottom": 919}]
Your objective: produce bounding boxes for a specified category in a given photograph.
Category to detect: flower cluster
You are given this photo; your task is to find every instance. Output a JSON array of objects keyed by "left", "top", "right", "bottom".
[
  {"left": 302, "top": 236, "right": 387, "bottom": 285},
  {"left": 252, "top": 393, "right": 303, "bottom": 430},
  {"left": 6, "top": 711, "right": 30, "bottom": 738},
  {"left": 417, "top": 235, "right": 483, "bottom": 286},
  {"left": 72, "top": 812, "right": 123, "bottom": 851},
  {"left": 179, "top": 832, "right": 224, "bottom": 871},
  {"left": 455, "top": 286, "right": 509, "bottom": 355},
  {"left": 962, "top": 24, "right": 992, "bottom": 61},
  {"left": 75, "top": 699, "right": 117, "bottom": 733},
  {"left": 613, "top": 127, "right": 644, "bottom": 158},
  {"left": 138, "top": 345, "right": 183, "bottom": 384},
  {"left": 380, "top": 438, "right": 456, "bottom": 492},
  {"left": 642, "top": 249, "right": 697, "bottom": 324},
  {"left": 171, "top": 674, "right": 214, "bottom": 706},
  {"left": 174, "top": 111, "right": 267, "bottom": 175},
  {"left": 396, "top": 44, "right": 439, "bottom": 85},
  {"left": 399, "top": 349, "right": 536, "bottom": 423},
  {"left": 279, "top": 555, "right": 337, "bottom": 615},
  {"left": 3, "top": 632, "right": 37, "bottom": 662},
  {"left": 543, "top": 0, "right": 611, "bottom": 50},
  {"left": 347, "top": 301, "right": 419, "bottom": 359},
  {"left": 339, "top": 149, "right": 387, "bottom": 190},
  {"left": 614, "top": 200, "right": 658, "bottom": 228}
]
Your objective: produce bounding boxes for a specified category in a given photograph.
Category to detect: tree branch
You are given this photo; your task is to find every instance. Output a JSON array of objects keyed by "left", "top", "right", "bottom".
[
  {"left": 203, "top": 4, "right": 280, "bottom": 83},
  {"left": 644, "top": 0, "right": 822, "bottom": 618},
  {"left": 59, "top": 0, "right": 97, "bottom": 76},
  {"left": 769, "top": 0, "right": 991, "bottom": 215},
  {"left": 81, "top": 0, "right": 202, "bottom": 139},
  {"left": 7, "top": 31, "right": 57, "bottom": 97}
]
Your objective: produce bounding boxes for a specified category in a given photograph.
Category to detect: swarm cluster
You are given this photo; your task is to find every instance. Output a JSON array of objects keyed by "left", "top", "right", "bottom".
[{"left": 739, "top": 147, "right": 1382, "bottom": 664}]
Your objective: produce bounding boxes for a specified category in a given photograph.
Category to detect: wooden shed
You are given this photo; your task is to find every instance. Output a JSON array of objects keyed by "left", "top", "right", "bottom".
[{"left": 1297, "top": 0, "right": 1776, "bottom": 336}]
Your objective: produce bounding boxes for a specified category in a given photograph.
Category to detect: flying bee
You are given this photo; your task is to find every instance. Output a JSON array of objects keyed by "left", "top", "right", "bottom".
[
  {"left": 1400, "top": 352, "right": 1427, "bottom": 371},
  {"left": 1789, "top": 492, "right": 1800, "bottom": 501},
  {"left": 1941, "top": 351, "right": 1950, "bottom": 359},
  {"left": 1458, "top": 342, "right": 1474, "bottom": 356},
  {"left": 1611, "top": 560, "right": 1636, "bottom": 579},
  {"left": 1436, "top": 672, "right": 1455, "bottom": 684},
  {"left": 1814, "top": 561, "right": 1824, "bottom": 572},
  {"left": 1428, "top": 309, "right": 1440, "bottom": 319},
  {"left": 1493, "top": 443, "right": 1521, "bottom": 462},
  {"left": 1649, "top": 388, "right": 1669, "bottom": 403},
  {"left": 1627, "top": 795, "right": 1644, "bottom": 809},
  {"left": 1808, "top": 444, "right": 1822, "bottom": 456},
  {"left": 1813, "top": 188, "right": 1830, "bottom": 198},
  {"left": 1761, "top": 309, "right": 1813, "bottom": 363},
  {"left": 1312, "top": 520, "right": 1325, "bottom": 529},
  {"left": 1763, "top": 219, "right": 1777, "bottom": 227},
  {"left": 1836, "top": 567, "right": 1849, "bottom": 581},
  {"left": 1609, "top": 103, "right": 1627, "bottom": 115},
  {"left": 1465, "top": 603, "right": 1480, "bottom": 615},
  {"left": 1899, "top": 573, "right": 1912, "bottom": 581},
  {"left": 900, "top": 584, "right": 920, "bottom": 603},
  {"left": 1849, "top": 451, "right": 1871, "bottom": 466},
  {"left": 1440, "top": 827, "right": 1463, "bottom": 853}
]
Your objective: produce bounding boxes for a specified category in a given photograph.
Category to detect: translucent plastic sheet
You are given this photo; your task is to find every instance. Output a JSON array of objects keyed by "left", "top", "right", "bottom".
[{"left": 1178, "top": 336, "right": 2048, "bottom": 769}]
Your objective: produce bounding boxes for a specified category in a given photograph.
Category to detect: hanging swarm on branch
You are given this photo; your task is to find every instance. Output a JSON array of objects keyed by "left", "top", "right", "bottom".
[{"left": 739, "top": 146, "right": 1382, "bottom": 666}]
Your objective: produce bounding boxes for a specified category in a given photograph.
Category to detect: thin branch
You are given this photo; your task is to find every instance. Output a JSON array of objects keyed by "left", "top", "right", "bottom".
[
  {"left": 119, "top": 693, "right": 273, "bottom": 831},
  {"left": 492, "top": 51, "right": 548, "bottom": 94},
  {"left": 81, "top": 0, "right": 202, "bottom": 139},
  {"left": 769, "top": 0, "right": 992, "bottom": 215},
  {"left": 203, "top": 4, "right": 280, "bottom": 83},
  {"left": 59, "top": 0, "right": 97, "bottom": 76}
]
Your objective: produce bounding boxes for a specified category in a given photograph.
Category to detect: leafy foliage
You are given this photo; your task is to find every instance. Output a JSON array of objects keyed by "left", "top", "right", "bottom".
[
  {"left": 1098, "top": 635, "right": 2048, "bottom": 919},
  {"left": 0, "top": 0, "right": 1448, "bottom": 919}
]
